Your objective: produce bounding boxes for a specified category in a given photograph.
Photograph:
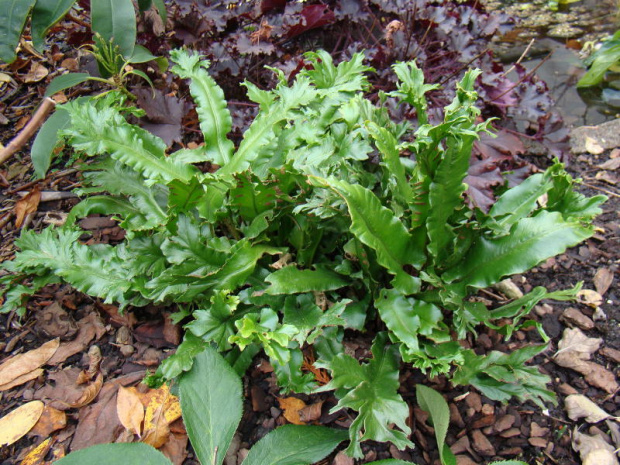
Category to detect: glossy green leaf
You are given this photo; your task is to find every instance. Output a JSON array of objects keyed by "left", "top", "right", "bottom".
[
  {"left": 317, "top": 332, "right": 413, "bottom": 458},
  {"left": 1, "top": 0, "right": 37, "bottom": 63},
  {"left": 31, "top": 108, "right": 70, "bottom": 178},
  {"left": 186, "top": 290, "right": 240, "bottom": 351},
  {"left": 91, "top": 0, "right": 137, "bottom": 58},
  {"left": 324, "top": 178, "right": 423, "bottom": 293},
  {"left": 443, "top": 211, "right": 593, "bottom": 292},
  {"left": 54, "top": 443, "right": 172, "bottom": 465},
  {"left": 152, "top": 0, "right": 167, "bottom": 22},
  {"left": 179, "top": 346, "right": 242, "bottom": 465},
  {"left": 265, "top": 266, "right": 350, "bottom": 295},
  {"left": 148, "top": 333, "right": 205, "bottom": 386},
  {"left": 416, "top": 385, "right": 456, "bottom": 465},
  {"left": 577, "top": 42, "right": 620, "bottom": 87},
  {"left": 45, "top": 73, "right": 91, "bottom": 97},
  {"left": 31, "top": 0, "right": 77, "bottom": 51},
  {"left": 366, "top": 461, "right": 417, "bottom": 465},
  {"left": 170, "top": 50, "right": 234, "bottom": 166},
  {"left": 242, "top": 425, "right": 348, "bottom": 465}
]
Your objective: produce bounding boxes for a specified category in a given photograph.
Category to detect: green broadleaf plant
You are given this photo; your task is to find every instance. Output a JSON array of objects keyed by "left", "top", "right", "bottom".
[
  {"left": 55, "top": 346, "right": 348, "bottom": 465},
  {"left": 1, "top": 49, "right": 605, "bottom": 457}
]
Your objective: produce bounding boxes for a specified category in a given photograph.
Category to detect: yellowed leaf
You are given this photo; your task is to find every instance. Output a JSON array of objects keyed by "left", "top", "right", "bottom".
[
  {"left": 142, "top": 403, "right": 170, "bottom": 449},
  {"left": 278, "top": 397, "right": 307, "bottom": 425},
  {"left": 117, "top": 386, "right": 145, "bottom": 436},
  {"left": 20, "top": 437, "right": 53, "bottom": 465},
  {"left": 0, "top": 338, "right": 59, "bottom": 387},
  {"left": 142, "top": 384, "right": 181, "bottom": 428},
  {"left": 15, "top": 187, "right": 41, "bottom": 229},
  {"left": 29, "top": 406, "right": 67, "bottom": 437},
  {"left": 577, "top": 289, "right": 604, "bottom": 308},
  {"left": 0, "top": 368, "right": 43, "bottom": 392},
  {"left": 0, "top": 401, "right": 44, "bottom": 446},
  {"left": 70, "top": 372, "right": 103, "bottom": 408}
]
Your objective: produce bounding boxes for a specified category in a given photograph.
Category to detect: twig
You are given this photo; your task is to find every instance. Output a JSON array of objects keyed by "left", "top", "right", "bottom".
[
  {"left": 582, "top": 182, "right": 620, "bottom": 198},
  {"left": 501, "top": 38, "right": 536, "bottom": 77},
  {"left": 0, "top": 97, "right": 56, "bottom": 166},
  {"left": 490, "top": 52, "right": 553, "bottom": 103}
]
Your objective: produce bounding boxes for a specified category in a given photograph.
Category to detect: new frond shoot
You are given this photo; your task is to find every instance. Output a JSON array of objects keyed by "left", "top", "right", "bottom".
[{"left": 1, "top": 50, "right": 606, "bottom": 457}]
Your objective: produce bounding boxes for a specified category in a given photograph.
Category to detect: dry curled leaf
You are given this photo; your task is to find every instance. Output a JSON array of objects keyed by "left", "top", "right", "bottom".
[
  {"left": 278, "top": 397, "right": 307, "bottom": 425},
  {"left": 14, "top": 187, "right": 41, "bottom": 228},
  {"left": 0, "top": 401, "right": 45, "bottom": 446},
  {"left": 0, "top": 338, "right": 59, "bottom": 389},
  {"left": 117, "top": 386, "right": 145, "bottom": 436},
  {"left": 70, "top": 372, "right": 103, "bottom": 408},
  {"left": 572, "top": 428, "right": 619, "bottom": 465},
  {"left": 565, "top": 394, "right": 615, "bottom": 423},
  {"left": 555, "top": 328, "right": 602, "bottom": 359}
]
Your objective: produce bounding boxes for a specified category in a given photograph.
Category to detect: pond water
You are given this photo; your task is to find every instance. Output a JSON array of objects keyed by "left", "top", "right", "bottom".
[{"left": 484, "top": 0, "right": 619, "bottom": 126}]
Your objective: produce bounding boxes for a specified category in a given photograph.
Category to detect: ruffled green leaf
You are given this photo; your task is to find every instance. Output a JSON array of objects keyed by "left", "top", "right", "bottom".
[{"left": 265, "top": 266, "right": 350, "bottom": 295}]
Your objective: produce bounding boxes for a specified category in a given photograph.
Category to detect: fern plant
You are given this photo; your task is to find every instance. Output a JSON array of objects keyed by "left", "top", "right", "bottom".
[{"left": 0, "top": 49, "right": 605, "bottom": 458}]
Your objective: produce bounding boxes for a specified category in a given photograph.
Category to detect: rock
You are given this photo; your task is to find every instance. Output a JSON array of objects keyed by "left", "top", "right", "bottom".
[
  {"left": 456, "top": 455, "right": 478, "bottom": 465},
  {"left": 471, "top": 430, "right": 495, "bottom": 456},
  {"left": 529, "top": 437, "right": 548, "bottom": 448},
  {"left": 332, "top": 451, "right": 354, "bottom": 465},
  {"left": 493, "top": 279, "right": 524, "bottom": 299},
  {"left": 500, "top": 428, "right": 522, "bottom": 438},
  {"left": 561, "top": 307, "right": 595, "bottom": 330},
  {"left": 450, "top": 435, "right": 471, "bottom": 455},
  {"left": 530, "top": 422, "right": 550, "bottom": 437},
  {"left": 558, "top": 383, "right": 579, "bottom": 396},
  {"left": 601, "top": 347, "right": 620, "bottom": 364},
  {"left": 494, "top": 414, "right": 516, "bottom": 433},
  {"left": 465, "top": 393, "right": 482, "bottom": 412},
  {"left": 571, "top": 119, "right": 620, "bottom": 154}
]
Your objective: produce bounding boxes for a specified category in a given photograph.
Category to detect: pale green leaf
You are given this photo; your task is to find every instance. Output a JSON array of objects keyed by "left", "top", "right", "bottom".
[
  {"left": 415, "top": 385, "right": 456, "bottom": 465},
  {"left": 54, "top": 443, "right": 172, "bottom": 465},
  {"left": 180, "top": 346, "right": 242, "bottom": 465}
]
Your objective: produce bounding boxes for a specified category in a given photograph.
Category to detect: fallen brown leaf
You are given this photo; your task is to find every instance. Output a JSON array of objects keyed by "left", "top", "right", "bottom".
[
  {"left": 20, "top": 437, "right": 53, "bottom": 465},
  {"left": 14, "top": 187, "right": 41, "bottom": 228},
  {"left": 48, "top": 313, "right": 106, "bottom": 365},
  {"left": 0, "top": 368, "right": 43, "bottom": 392},
  {"left": 34, "top": 368, "right": 85, "bottom": 410},
  {"left": 594, "top": 268, "right": 614, "bottom": 296},
  {"left": 0, "top": 401, "right": 44, "bottom": 446},
  {"left": 555, "top": 328, "right": 601, "bottom": 359},
  {"left": 0, "top": 338, "right": 59, "bottom": 388},
  {"left": 117, "top": 386, "right": 145, "bottom": 436},
  {"left": 71, "top": 371, "right": 145, "bottom": 451},
  {"left": 141, "top": 384, "right": 182, "bottom": 427},
  {"left": 572, "top": 428, "right": 619, "bottom": 465},
  {"left": 29, "top": 405, "right": 67, "bottom": 437},
  {"left": 159, "top": 432, "right": 188, "bottom": 465},
  {"left": 278, "top": 397, "right": 307, "bottom": 425},
  {"left": 565, "top": 394, "right": 615, "bottom": 423},
  {"left": 298, "top": 399, "right": 324, "bottom": 423},
  {"left": 22, "top": 62, "right": 49, "bottom": 83}
]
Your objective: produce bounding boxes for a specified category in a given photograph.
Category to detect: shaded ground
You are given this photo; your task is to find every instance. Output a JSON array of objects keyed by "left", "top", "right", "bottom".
[{"left": 0, "top": 2, "right": 619, "bottom": 464}]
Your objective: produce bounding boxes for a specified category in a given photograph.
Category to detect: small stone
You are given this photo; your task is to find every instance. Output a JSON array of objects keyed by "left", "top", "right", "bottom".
[
  {"left": 534, "top": 303, "right": 553, "bottom": 316},
  {"left": 450, "top": 435, "right": 471, "bottom": 455},
  {"left": 472, "top": 415, "right": 495, "bottom": 429},
  {"left": 455, "top": 455, "right": 477, "bottom": 465},
  {"left": 332, "top": 451, "right": 354, "bottom": 465},
  {"left": 493, "top": 279, "right": 523, "bottom": 299},
  {"left": 465, "top": 392, "right": 482, "bottom": 412},
  {"left": 481, "top": 404, "right": 494, "bottom": 416},
  {"left": 500, "top": 428, "right": 522, "bottom": 438},
  {"left": 499, "top": 446, "right": 523, "bottom": 456},
  {"left": 530, "top": 422, "right": 549, "bottom": 437},
  {"left": 450, "top": 403, "right": 465, "bottom": 428},
  {"left": 600, "top": 347, "right": 620, "bottom": 364},
  {"left": 558, "top": 383, "right": 579, "bottom": 396},
  {"left": 528, "top": 437, "right": 548, "bottom": 448},
  {"left": 471, "top": 430, "right": 495, "bottom": 456},
  {"left": 561, "top": 307, "right": 595, "bottom": 330},
  {"left": 494, "top": 414, "right": 516, "bottom": 433}
]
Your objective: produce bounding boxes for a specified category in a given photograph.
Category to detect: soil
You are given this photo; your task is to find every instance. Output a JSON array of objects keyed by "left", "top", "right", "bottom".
[{"left": 0, "top": 3, "right": 619, "bottom": 465}]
